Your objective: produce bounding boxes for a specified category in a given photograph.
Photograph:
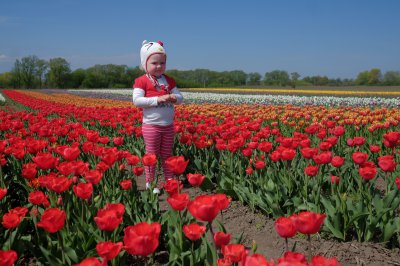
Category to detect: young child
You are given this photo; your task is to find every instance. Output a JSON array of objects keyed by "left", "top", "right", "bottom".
[{"left": 132, "top": 40, "right": 183, "bottom": 193}]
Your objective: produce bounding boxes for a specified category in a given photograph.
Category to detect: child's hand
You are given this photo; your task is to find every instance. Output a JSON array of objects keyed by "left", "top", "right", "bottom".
[
  {"left": 168, "top": 94, "right": 177, "bottom": 103},
  {"left": 157, "top": 95, "right": 170, "bottom": 104}
]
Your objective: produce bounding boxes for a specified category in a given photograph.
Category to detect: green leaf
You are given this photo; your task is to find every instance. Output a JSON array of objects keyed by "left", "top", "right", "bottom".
[
  {"left": 63, "top": 246, "right": 79, "bottom": 263},
  {"left": 324, "top": 219, "right": 344, "bottom": 240}
]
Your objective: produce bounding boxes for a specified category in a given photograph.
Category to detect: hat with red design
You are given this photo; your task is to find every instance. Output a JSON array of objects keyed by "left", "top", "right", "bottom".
[{"left": 140, "top": 40, "right": 166, "bottom": 71}]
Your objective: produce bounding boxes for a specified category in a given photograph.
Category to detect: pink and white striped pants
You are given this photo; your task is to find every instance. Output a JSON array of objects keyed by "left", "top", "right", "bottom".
[{"left": 142, "top": 124, "right": 175, "bottom": 182}]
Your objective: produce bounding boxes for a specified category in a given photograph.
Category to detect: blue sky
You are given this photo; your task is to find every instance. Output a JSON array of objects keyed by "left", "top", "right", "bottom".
[{"left": 1, "top": 0, "right": 399, "bottom": 79}]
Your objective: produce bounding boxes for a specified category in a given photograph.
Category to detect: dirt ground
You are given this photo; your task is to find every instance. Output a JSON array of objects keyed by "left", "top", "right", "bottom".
[{"left": 137, "top": 176, "right": 400, "bottom": 266}]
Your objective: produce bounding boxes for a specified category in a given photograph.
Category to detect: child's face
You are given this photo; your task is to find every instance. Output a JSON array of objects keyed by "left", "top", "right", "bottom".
[{"left": 146, "top": 53, "right": 166, "bottom": 77}]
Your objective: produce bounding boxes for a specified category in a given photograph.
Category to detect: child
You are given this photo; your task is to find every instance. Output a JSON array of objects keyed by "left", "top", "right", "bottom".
[{"left": 132, "top": 40, "right": 183, "bottom": 194}]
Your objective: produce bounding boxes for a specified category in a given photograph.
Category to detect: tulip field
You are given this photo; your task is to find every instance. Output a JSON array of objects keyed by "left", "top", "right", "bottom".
[{"left": 0, "top": 88, "right": 400, "bottom": 265}]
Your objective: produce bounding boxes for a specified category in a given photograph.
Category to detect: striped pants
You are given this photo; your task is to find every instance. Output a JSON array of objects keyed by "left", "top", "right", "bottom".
[{"left": 142, "top": 124, "right": 175, "bottom": 183}]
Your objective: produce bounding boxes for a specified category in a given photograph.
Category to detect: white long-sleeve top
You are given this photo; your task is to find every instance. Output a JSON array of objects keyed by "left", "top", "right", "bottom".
[{"left": 132, "top": 75, "right": 183, "bottom": 126}]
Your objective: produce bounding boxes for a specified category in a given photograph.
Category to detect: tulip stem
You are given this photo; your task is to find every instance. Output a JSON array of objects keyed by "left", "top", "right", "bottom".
[
  {"left": 307, "top": 234, "right": 312, "bottom": 261},
  {"left": 285, "top": 237, "right": 289, "bottom": 252}
]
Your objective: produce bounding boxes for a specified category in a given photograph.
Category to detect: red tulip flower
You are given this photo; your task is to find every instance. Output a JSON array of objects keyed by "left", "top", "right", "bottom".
[
  {"left": 214, "top": 231, "right": 231, "bottom": 248},
  {"left": 275, "top": 216, "right": 297, "bottom": 238},
  {"left": 187, "top": 173, "right": 206, "bottom": 187},
  {"left": 167, "top": 193, "right": 189, "bottom": 211},
  {"left": 183, "top": 223, "right": 206, "bottom": 241},
  {"left": 304, "top": 165, "right": 319, "bottom": 177},
  {"left": 310, "top": 255, "right": 342, "bottom": 266},
  {"left": 378, "top": 156, "right": 397, "bottom": 172},
  {"left": 84, "top": 169, "right": 103, "bottom": 185},
  {"left": 94, "top": 204, "right": 124, "bottom": 231},
  {"left": 164, "top": 178, "right": 183, "bottom": 195},
  {"left": 61, "top": 146, "right": 81, "bottom": 161},
  {"left": 352, "top": 152, "right": 368, "bottom": 165},
  {"left": 112, "top": 136, "right": 124, "bottom": 146},
  {"left": 119, "top": 179, "right": 132, "bottom": 190},
  {"left": 331, "top": 156, "right": 345, "bottom": 168},
  {"left": 123, "top": 222, "right": 161, "bottom": 257},
  {"left": 0, "top": 250, "right": 18, "bottom": 266},
  {"left": 165, "top": 156, "right": 189, "bottom": 175},
  {"left": 313, "top": 151, "right": 332, "bottom": 164},
  {"left": 126, "top": 155, "right": 140, "bottom": 166},
  {"left": 213, "top": 193, "right": 231, "bottom": 211},
  {"left": 28, "top": 191, "right": 50, "bottom": 207},
  {"left": 293, "top": 211, "right": 326, "bottom": 235},
  {"left": 32, "top": 152, "right": 59, "bottom": 170},
  {"left": 22, "top": 163, "right": 37, "bottom": 180},
  {"left": 395, "top": 177, "right": 400, "bottom": 190},
  {"left": 359, "top": 165, "right": 377, "bottom": 181},
  {"left": 242, "top": 253, "right": 272, "bottom": 266},
  {"left": 222, "top": 244, "right": 246, "bottom": 263},
  {"left": 73, "top": 257, "right": 103, "bottom": 266},
  {"left": 330, "top": 175, "right": 340, "bottom": 185},
  {"left": 73, "top": 182, "right": 93, "bottom": 200},
  {"left": 369, "top": 145, "right": 381, "bottom": 153},
  {"left": 133, "top": 166, "right": 144, "bottom": 176},
  {"left": 188, "top": 195, "right": 220, "bottom": 222},
  {"left": 278, "top": 251, "right": 307, "bottom": 264},
  {"left": 96, "top": 241, "right": 123, "bottom": 262},
  {"left": 142, "top": 153, "right": 157, "bottom": 166},
  {"left": 37, "top": 208, "right": 66, "bottom": 233},
  {"left": 0, "top": 188, "right": 7, "bottom": 200},
  {"left": 217, "top": 258, "right": 232, "bottom": 266}
]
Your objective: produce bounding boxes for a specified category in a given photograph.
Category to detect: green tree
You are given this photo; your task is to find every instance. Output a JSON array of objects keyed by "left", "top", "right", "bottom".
[
  {"left": 48, "top": 57, "right": 71, "bottom": 88},
  {"left": 290, "top": 72, "right": 301, "bottom": 88},
  {"left": 367, "top": 68, "right": 382, "bottom": 85},
  {"left": 0, "top": 72, "right": 14, "bottom": 88},
  {"left": 247, "top": 72, "right": 261, "bottom": 85},
  {"left": 69, "top": 68, "right": 86, "bottom": 88},
  {"left": 264, "top": 70, "right": 290, "bottom": 86},
  {"left": 36, "top": 59, "right": 48, "bottom": 88},
  {"left": 20, "top": 55, "right": 39, "bottom": 88},
  {"left": 383, "top": 71, "right": 400, "bottom": 86}
]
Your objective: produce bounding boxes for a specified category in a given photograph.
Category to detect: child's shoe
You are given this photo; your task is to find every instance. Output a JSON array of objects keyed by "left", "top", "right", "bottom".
[{"left": 146, "top": 182, "right": 160, "bottom": 194}]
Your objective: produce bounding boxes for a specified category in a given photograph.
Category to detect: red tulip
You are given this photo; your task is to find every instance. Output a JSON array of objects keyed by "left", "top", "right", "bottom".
[
  {"left": 332, "top": 126, "right": 345, "bottom": 137},
  {"left": 113, "top": 137, "right": 124, "bottom": 146},
  {"left": 61, "top": 146, "right": 81, "bottom": 161},
  {"left": 37, "top": 208, "right": 66, "bottom": 233},
  {"left": 0, "top": 250, "right": 18, "bottom": 266},
  {"left": 94, "top": 204, "right": 124, "bottom": 231},
  {"left": 96, "top": 241, "right": 123, "bottom": 262},
  {"left": 369, "top": 145, "right": 381, "bottom": 153},
  {"left": 330, "top": 175, "right": 340, "bottom": 185},
  {"left": 214, "top": 231, "right": 231, "bottom": 248},
  {"left": 165, "top": 156, "right": 189, "bottom": 175},
  {"left": 359, "top": 165, "right": 377, "bottom": 181},
  {"left": 278, "top": 251, "right": 307, "bottom": 264},
  {"left": 22, "top": 163, "right": 37, "bottom": 180},
  {"left": 164, "top": 178, "right": 183, "bottom": 195},
  {"left": 254, "top": 160, "right": 266, "bottom": 169},
  {"left": 395, "top": 177, "right": 400, "bottom": 190},
  {"left": 293, "top": 211, "right": 326, "bottom": 235},
  {"left": 300, "top": 147, "right": 318, "bottom": 159},
  {"left": 84, "top": 169, "right": 103, "bottom": 185},
  {"left": 142, "top": 153, "right": 157, "bottom": 166},
  {"left": 188, "top": 195, "right": 220, "bottom": 222},
  {"left": 217, "top": 258, "right": 233, "bottom": 266},
  {"left": 242, "top": 253, "right": 273, "bottom": 266},
  {"left": 183, "top": 223, "right": 206, "bottom": 241},
  {"left": 0, "top": 188, "right": 7, "bottom": 200},
  {"left": 32, "top": 152, "right": 59, "bottom": 170},
  {"left": 275, "top": 216, "right": 297, "bottom": 238},
  {"left": 352, "top": 152, "right": 368, "bottom": 165},
  {"left": 378, "top": 157, "right": 397, "bottom": 172},
  {"left": 167, "top": 193, "right": 189, "bottom": 211},
  {"left": 126, "top": 155, "right": 140, "bottom": 165},
  {"left": 245, "top": 167, "right": 253, "bottom": 175},
  {"left": 304, "top": 165, "right": 319, "bottom": 177},
  {"left": 28, "top": 191, "right": 50, "bottom": 207},
  {"left": 73, "top": 257, "right": 103, "bottom": 266},
  {"left": 49, "top": 175, "right": 73, "bottom": 193},
  {"left": 313, "top": 151, "right": 332, "bottom": 164},
  {"left": 187, "top": 173, "right": 206, "bottom": 187},
  {"left": 280, "top": 148, "right": 296, "bottom": 161},
  {"left": 73, "top": 182, "right": 93, "bottom": 200},
  {"left": 123, "top": 222, "right": 161, "bottom": 256},
  {"left": 331, "top": 156, "right": 345, "bottom": 168},
  {"left": 119, "top": 179, "right": 132, "bottom": 190},
  {"left": 2, "top": 213, "right": 23, "bottom": 229},
  {"left": 222, "top": 244, "right": 246, "bottom": 263},
  {"left": 310, "top": 255, "right": 342, "bottom": 266},
  {"left": 213, "top": 193, "right": 231, "bottom": 211},
  {"left": 133, "top": 166, "right": 144, "bottom": 176}
]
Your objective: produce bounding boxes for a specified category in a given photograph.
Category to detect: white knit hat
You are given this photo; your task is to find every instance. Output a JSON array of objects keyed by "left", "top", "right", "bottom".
[{"left": 140, "top": 40, "right": 166, "bottom": 72}]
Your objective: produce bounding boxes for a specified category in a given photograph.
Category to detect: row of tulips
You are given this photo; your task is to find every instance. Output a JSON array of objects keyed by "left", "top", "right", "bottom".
[
  {"left": 1, "top": 88, "right": 399, "bottom": 264},
  {"left": 0, "top": 90, "right": 342, "bottom": 265}
]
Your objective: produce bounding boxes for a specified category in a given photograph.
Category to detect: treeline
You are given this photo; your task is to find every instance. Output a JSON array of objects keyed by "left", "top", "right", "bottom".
[{"left": 1, "top": 55, "right": 400, "bottom": 89}]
